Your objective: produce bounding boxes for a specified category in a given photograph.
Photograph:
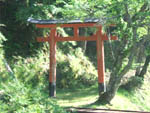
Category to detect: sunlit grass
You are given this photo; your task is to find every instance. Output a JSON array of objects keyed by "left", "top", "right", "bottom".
[
  {"left": 56, "top": 85, "right": 99, "bottom": 107},
  {"left": 56, "top": 71, "right": 150, "bottom": 111},
  {"left": 111, "top": 89, "right": 141, "bottom": 111}
]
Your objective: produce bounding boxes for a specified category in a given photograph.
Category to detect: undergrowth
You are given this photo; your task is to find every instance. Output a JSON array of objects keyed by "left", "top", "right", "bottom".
[
  {"left": 0, "top": 33, "right": 97, "bottom": 112},
  {"left": 57, "top": 46, "right": 97, "bottom": 88},
  {"left": 0, "top": 44, "right": 65, "bottom": 112},
  {"left": 0, "top": 79, "right": 65, "bottom": 113}
]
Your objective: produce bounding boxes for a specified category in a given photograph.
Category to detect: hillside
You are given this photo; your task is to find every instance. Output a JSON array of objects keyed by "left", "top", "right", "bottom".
[{"left": 0, "top": 0, "right": 150, "bottom": 112}]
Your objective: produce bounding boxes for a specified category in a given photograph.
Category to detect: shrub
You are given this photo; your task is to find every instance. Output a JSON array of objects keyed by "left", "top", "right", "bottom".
[
  {"left": 121, "top": 76, "right": 143, "bottom": 92},
  {"left": 57, "top": 47, "right": 97, "bottom": 88},
  {"left": 0, "top": 80, "right": 65, "bottom": 113}
]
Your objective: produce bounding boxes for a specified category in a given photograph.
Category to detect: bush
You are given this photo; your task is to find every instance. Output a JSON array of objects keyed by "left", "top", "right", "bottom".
[
  {"left": 57, "top": 47, "right": 97, "bottom": 88},
  {"left": 0, "top": 48, "right": 65, "bottom": 112},
  {"left": 121, "top": 76, "right": 143, "bottom": 92},
  {"left": 0, "top": 80, "right": 65, "bottom": 113}
]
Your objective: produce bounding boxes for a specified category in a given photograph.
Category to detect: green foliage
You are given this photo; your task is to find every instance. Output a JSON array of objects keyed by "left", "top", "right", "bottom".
[
  {"left": 16, "top": 4, "right": 61, "bottom": 22},
  {"left": 57, "top": 47, "right": 97, "bottom": 88},
  {"left": 0, "top": 51, "right": 65, "bottom": 112},
  {"left": 0, "top": 80, "right": 65, "bottom": 113}
]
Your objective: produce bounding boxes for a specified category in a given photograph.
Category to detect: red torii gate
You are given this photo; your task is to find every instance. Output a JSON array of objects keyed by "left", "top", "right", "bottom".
[{"left": 28, "top": 18, "right": 118, "bottom": 97}]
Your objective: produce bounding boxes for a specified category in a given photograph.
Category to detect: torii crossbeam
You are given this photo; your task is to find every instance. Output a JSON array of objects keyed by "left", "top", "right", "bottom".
[{"left": 28, "top": 18, "right": 118, "bottom": 97}]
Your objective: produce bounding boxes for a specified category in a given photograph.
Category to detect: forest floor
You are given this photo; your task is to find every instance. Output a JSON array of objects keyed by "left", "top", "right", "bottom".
[{"left": 55, "top": 69, "right": 150, "bottom": 112}]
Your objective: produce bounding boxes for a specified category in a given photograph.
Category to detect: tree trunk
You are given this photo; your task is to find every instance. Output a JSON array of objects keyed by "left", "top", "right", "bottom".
[
  {"left": 98, "top": 38, "right": 139, "bottom": 103},
  {"left": 135, "top": 45, "right": 145, "bottom": 76},
  {"left": 78, "top": 28, "right": 87, "bottom": 53},
  {"left": 98, "top": 49, "right": 125, "bottom": 103},
  {"left": 98, "top": 74, "right": 122, "bottom": 103},
  {"left": 135, "top": 67, "right": 141, "bottom": 76},
  {"left": 98, "top": 55, "right": 132, "bottom": 103},
  {"left": 137, "top": 55, "right": 150, "bottom": 79},
  {"left": 80, "top": 41, "right": 87, "bottom": 53}
]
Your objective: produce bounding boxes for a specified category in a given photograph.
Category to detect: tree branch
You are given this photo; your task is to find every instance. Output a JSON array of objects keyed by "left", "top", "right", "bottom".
[
  {"left": 132, "top": 2, "right": 148, "bottom": 21},
  {"left": 123, "top": 3, "right": 132, "bottom": 26},
  {"left": 118, "top": 34, "right": 149, "bottom": 77},
  {"left": 138, "top": 23, "right": 150, "bottom": 27}
]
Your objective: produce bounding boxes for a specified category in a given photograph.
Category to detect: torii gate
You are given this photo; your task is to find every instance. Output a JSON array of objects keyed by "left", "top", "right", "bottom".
[{"left": 28, "top": 18, "right": 118, "bottom": 97}]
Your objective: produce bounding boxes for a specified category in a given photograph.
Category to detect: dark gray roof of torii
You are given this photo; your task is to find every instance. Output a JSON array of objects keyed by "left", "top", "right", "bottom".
[{"left": 27, "top": 18, "right": 100, "bottom": 24}]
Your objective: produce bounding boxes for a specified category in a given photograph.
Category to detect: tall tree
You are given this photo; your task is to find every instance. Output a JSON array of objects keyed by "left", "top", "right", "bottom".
[{"left": 98, "top": 0, "right": 150, "bottom": 103}]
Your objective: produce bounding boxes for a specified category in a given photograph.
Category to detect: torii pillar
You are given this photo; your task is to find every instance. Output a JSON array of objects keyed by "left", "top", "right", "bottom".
[{"left": 28, "top": 18, "right": 118, "bottom": 97}]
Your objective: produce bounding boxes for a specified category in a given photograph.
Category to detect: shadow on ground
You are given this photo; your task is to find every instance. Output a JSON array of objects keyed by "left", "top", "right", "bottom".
[{"left": 55, "top": 85, "right": 106, "bottom": 108}]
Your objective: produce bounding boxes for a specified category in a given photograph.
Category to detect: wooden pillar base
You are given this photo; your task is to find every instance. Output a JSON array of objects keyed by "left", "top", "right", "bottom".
[
  {"left": 98, "top": 83, "right": 106, "bottom": 95},
  {"left": 49, "top": 82, "right": 56, "bottom": 97}
]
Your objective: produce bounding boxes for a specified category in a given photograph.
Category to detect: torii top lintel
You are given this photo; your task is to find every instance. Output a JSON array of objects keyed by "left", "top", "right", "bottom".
[
  {"left": 28, "top": 18, "right": 100, "bottom": 25},
  {"left": 28, "top": 18, "right": 117, "bottom": 42}
]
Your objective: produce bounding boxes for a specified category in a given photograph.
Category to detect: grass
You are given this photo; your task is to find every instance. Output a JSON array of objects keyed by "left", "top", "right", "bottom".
[
  {"left": 55, "top": 70, "right": 150, "bottom": 112},
  {"left": 56, "top": 85, "right": 99, "bottom": 107}
]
